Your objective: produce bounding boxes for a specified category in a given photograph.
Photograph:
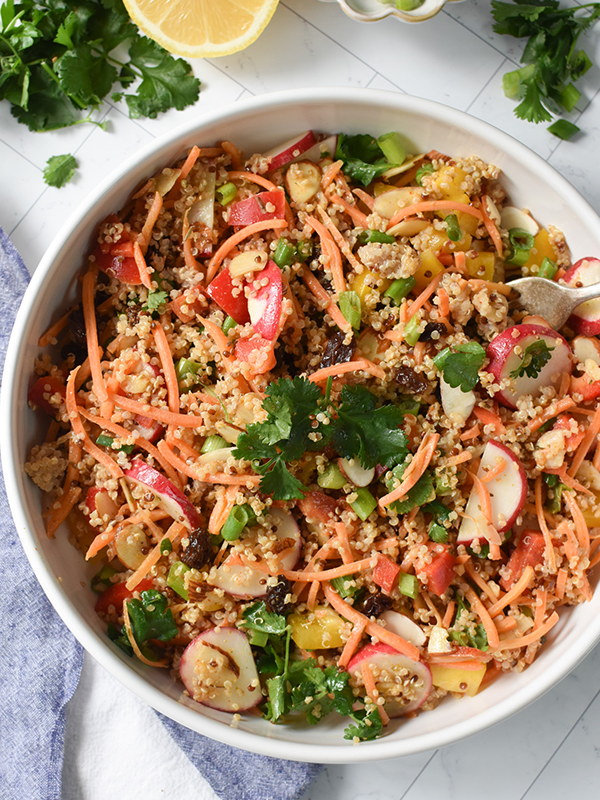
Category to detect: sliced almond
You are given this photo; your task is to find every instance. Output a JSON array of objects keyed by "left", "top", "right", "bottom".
[
  {"left": 155, "top": 168, "right": 181, "bottom": 196},
  {"left": 229, "top": 249, "right": 268, "bottom": 277},
  {"left": 387, "top": 218, "right": 430, "bottom": 238},
  {"left": 483, "top": 195, "right": 501, "bottom": 226},
  {"left": 572, "top": 335, "right": 600, "bottom": 366},
  {"left": 373, "top": 187, "right": 424, "bottom": 220},
  {"left": 285, "top": 160, "right": 322, "bottom": 204},
  {"left": 500, "top": 205, "right": 539, "bottom": 236},
  {"left": 215, "top": 421, "right": 243, "bottom": 444}
]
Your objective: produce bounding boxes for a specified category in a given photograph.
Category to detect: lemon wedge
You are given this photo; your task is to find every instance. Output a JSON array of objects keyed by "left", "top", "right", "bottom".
[{"left": 123, "top": 0, "right": 280, "bottom": 59}]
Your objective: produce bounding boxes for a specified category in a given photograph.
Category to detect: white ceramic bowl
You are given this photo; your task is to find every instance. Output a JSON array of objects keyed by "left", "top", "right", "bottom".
[
  {"left": 317, "top": 0, "right": 465, "bottom": 24},
  {"left": 3, "top": 88, "right": 600, "bottom": 764}
]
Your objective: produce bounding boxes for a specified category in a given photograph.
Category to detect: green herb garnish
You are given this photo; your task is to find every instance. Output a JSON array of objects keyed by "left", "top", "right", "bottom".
[
  {"left": 43, "top": 154, "right": 78, "bottom": 188},
  {"left": 433, "top": 342, "right": 487, "bottom": 392},
  {"left": 510, "top": 339, "right": 554, "bottom": 379}
]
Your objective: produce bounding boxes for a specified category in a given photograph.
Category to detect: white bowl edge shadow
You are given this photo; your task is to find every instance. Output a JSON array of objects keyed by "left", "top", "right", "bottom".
[{"left": 2, "top": 87, "right": 600, "bottom": 764}]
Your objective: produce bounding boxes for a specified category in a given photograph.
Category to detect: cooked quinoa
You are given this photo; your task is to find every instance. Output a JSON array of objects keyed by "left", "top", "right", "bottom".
[{"left": 25, "top": 131, "right": 600, "bottom": 741}]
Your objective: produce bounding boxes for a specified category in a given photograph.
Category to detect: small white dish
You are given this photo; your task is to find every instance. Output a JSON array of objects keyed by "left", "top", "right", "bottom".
[
  {"left": 3, "top": 87, "right": 600, "bottom": 763},
  {"left": 316, "top": 0, "right": 464, "bottom": 24}
]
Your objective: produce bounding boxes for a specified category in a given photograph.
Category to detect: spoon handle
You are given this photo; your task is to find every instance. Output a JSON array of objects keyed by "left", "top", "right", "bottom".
[{"left": 567, "top": 282, "right": 600, "bottom": 308}]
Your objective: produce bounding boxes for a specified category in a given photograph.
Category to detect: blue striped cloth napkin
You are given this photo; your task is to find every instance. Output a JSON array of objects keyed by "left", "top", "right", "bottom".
[{"left": 0, "top": 226, "right": 321, "bottom": 800}]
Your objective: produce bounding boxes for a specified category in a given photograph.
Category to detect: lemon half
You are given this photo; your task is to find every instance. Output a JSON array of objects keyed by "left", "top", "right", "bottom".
[{"left": 123, "top": 0, "right": 280, "bottom": 59}]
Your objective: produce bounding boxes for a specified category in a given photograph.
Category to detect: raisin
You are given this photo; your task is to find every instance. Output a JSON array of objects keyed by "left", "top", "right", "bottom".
[
  {"left": 265, "top": 576, "right": 294, "bottom": 615},
  {"left": 320, "top": 331, "right": 355, "bottom": 369},
  {"left": 180, "top": 528, "right": 212, "bottom": 569},
  {"left": 68, "top": 308, "right": 87, "bottom": 346},
  {"left": 360, "top": 591, "right": 393, "bottom": 618},
  {"left": 126, "top": 303, "right": 144, "bottom": 327},
  {"left": 394, "top": 365, "right": 428, "bottom": 394},
  {"left": 419, "top": 322, "right": 446, "bottom": 342}
]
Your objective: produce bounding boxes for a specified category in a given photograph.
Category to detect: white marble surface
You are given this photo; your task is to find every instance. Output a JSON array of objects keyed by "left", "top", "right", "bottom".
[{"left": 3, "top": 1, "right": 600, "bottom": 798}]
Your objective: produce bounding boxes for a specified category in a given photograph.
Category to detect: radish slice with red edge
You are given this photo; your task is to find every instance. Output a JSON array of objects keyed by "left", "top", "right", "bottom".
[
  {"left": 247, "top": 260, "right": 283, "bottom": 340},
  {"left": 124, "top": 460, "right": 201, "bottom": 530},
  {"left": 563, "top": 257, "right": 600, "bottom": 336},
  {"left": 264, "top": 131, "right": 317, "bottom": 171}
]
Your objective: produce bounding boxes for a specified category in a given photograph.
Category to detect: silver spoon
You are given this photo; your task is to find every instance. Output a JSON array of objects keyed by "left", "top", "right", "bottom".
[{"left": 508, "top": 277, "right": 600, "bottom": 330}]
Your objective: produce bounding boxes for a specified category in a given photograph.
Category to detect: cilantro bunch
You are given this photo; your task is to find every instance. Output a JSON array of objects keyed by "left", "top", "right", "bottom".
[
  {"left": 491, "top": 0, "right": 600, "bottom": 139},
  {"left": 233, "top": 377, "right": 409, "bottom": 501},
  {"left": 0, "top": 0, "right": 200, "bottom": 181},
  {"left": 242, "top": 602, "right": 383, "bottom": 740}
]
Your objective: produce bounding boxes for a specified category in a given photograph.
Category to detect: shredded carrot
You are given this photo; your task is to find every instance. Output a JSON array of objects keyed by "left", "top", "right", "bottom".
[
  {"left": 543, "top": 466, "right": 592, "bottom": 495},
  {"left": 453, "top": 251, "right": 467, "bottom": 273},
  {"left": 469, "top": 472, "right": 493, "bottom": 523},
  {"left": 126, "top": 522, "right": 186, "bottom": 591},
  {"left": 201, "top": 316, "right": 237, "bottom": 373},
  {"left": 307, "top": 581, "right": 320, "bottom": 611},
  {"left": 379, "top": 433, "right": 439, "bottom": 508},
  {"left": 352, "top": 187, "right": 375, "bottom": 210},
  {"left": 45, "top": 485, "right": 82, "bottom": 538},
  {"left": 226, "top": 170, "right": 278, "bottom": 191},
  {"left": 221, "top": 140, "right": 243, "bottom": 169},
  {"left": 464, "top": 560, "right": 498, "bottom": 604},
  {"left": 420, "top": 590, "right": 443, "bottom": 626},
  {"left": 496, "top": 616, "right": 518, "bottom": 633},
  {"left": 407, "top": 272, "right": 444, "bottom": 319},
  {"left": 138, "top": 191, "right": 163, "bottom": 253},
  {"left": 338, "top": 621, "right": 366, "bottom": 669},
  {"left": 480, "top": 196, "right": 504, "bottom": 256},
  {"left": 387, "top": 200, "right": 483, "bottom": 229},
  {"left": 283, "top": 556, "right": 377, "bottom": 583},
  {"left": 528, "top": 397, "right": 576, "bottom": 433},
  {"left": 82, "top": 269, "right": 107, "bottom": 404},
  {"left": 473, "top": 406, "right": 504, "bottom": 433},
  {"left": 302, "top": 270, "right": 352, "bottom": 332},
  {"left": 132, "top": 240, "right": 153, "bottom": 290},
  {"left": 334, "top": 522, "right": 353, "bottom": 565},
  {"left": 442, "top": 600, "right": 456, "bottom": 629},
  {"left": 316, "top": 206, "right": 363, "bottom": 273},
  {"left": 308, "top": 358, "right": 385, "bottom": 385},
  {"left": 594, "top": 436, "right": 600, "bottom": 471},
  {"left": 437, "top": 286, "right": 450, "bottom": 319},
  {"left": 481, "top": 458, "right": 507, "bottom": 483},
  {"left": 38, "top": 308, "right": 73, "bottom": 347},
  {"left": 152, "top": 323, "right": 179, "bottom": 414},
  {"left": 208, "top": 486, "right": 238, "bottom": 536},
  {"left": 487, "top": 566, "right": 535, "bottom": 617},
  {"left": 493, "top": 611, "right": 559, "bottom": 652},
  {"left": 534, "top": 588, "right": 547, "bottom": 629},
  {"left": 107, "top": 392, "right": 205, "bottom": 428},
  {"left": 325, "top": 190, "right": 369, "bottom": 228},
  {"left": 157, "top": 439, "right": 260, "bottom": 486},
  {"left": 535, "top": 475, "right": 557, "bottom": 573},
  {"left": 305, "top": 215, "right": 346, "bottom": 295},
  {"left": 180, "top": 145, "right": 201, "bottom": 180},
  {"left": 564, "top": 490, "right": 590, "bottom": 555},
  {"left": 463, "top": 585, "right": 499, "bottom": 649},
  {"left": 361, "top": 662, "right": 390, "bottom": 726},
  {"left": 182, "top": 211, "right": 199, "bottom": 272},
  {"left": 122, "top": 599, "right": 168, "bottom": 667},
  {"left": 569, "top": 401, "right": 600, "bottom": 476},
  {"left": 321, "top": 160, "right": 343, "bottom": 190},
  {"left": 206, "top": 218, "right": 288, "bottom": 282},
  {"left": 446, "top": 451, "right": 472, "bottom": 467}
]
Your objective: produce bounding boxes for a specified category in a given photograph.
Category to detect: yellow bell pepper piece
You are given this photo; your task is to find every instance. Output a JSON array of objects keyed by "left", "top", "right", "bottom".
[
  {"left": 432, "top": 166, "right": 470, "bottom": 204},
  {"left": 289, "top": 607, "right": 346, "bottom": 650},
  {"left": 430, "top": 664, "right": 487, "bottom": 697},
  {"left": 524, "top": 228, "right": 558, "bottom": 270},
  {"left": 413, "top": 250, "right": 444, "bottom": 292},
  {"left": 465, "top": 252, "right": 496, "bottom": 281},
  {"left": 349, "top": 270, "right": 391, "bottom": 304}
]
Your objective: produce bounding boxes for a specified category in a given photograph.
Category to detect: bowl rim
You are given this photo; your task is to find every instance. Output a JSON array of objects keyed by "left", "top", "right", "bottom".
[{"left": 3, "top": 86, "right": 600, "bottom": 764}]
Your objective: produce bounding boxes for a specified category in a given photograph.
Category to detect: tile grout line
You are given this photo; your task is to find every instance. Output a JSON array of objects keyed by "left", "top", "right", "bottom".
[
  {"left": 0, "top": 136, "right": 43, "bottom": 173},
  {"left": 397, "top": 749, "right": 439, "bottom": 800},
  {"left": 441, "top": 8, "right": 523, "bottom": 69},
  {"left": 519, "top": 685, "right": 600, "bottom": 800},
  {"left": 465, "top": 56, "right": 510, "bottom": 115}
]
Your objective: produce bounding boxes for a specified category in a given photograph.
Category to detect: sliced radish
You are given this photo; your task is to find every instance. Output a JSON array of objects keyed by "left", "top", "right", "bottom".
[
  {"left": 132, "top": 414, "right": 164, "bottom": 444},
  {"left": 209, "top": 510, "right": 301, "bottom": 598},
  {"left": 486, "top": 323, "right": 572, "bottom": 409},
  {"left": 247, "top": 260, "right": 283, "bottom": 341},
  {"left": 347, "top": 643, "right": 432, "bottom": 717},
  {"left": 300, "top": 134, "right": 338, "bottom": 165},
  {"left": 265, "top": 130, "right": 317, "bottom": 171},
  {"left": 457, "top": 441, "right": 527, "bottom": 546},
  {"left": 500, "top": 206, "right": 539, "bottom": 236},
  {"left": 564, "top": 257, "right": 600, "bottom": 335},
  {"left": 379, "top": 610, "right": 426, "bottom": 647},
  {"left": 114, "top": 524, "right": 150, "bottom": 570},
  {"left": 440, "top": 377, "right": 475, "bottom": 426},
  {"left": 180, "top": 628, "right": 261, "bottom": 713},
  {"left": 338, "top": 457, "right": 375, "bottom": 488},
  {"left": 125, "top": 460, "right": 201, "bottom": 530},
  {"left": 285, "top": 160, "right": 322, "bottom": 204}
]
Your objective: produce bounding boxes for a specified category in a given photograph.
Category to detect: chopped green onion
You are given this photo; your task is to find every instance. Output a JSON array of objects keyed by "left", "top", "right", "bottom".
[
  {"left": 505, "top": 228, "right": 535, "bottom": 267},
  {"left": 403, "top": 314, "right": 421, "bottom": 347},
  {"left": 428, "top": 523, "right": 448, "bottom": 543},
  {"left": 357, "top": 229, "right": 395, "bottom": 245},
  {"left": 502, "top": 64, "right": 535, "bottom": 99},
  {"left": 350, "top": 487, "right": 378, "bottom": 521},
  {"left": 167, "top": 562, "right": 191, "bottom": 600},
  {"left": 397, "top": 572, "right": 419, "bottom": 599},
  {"left": 201, "top": 435, "right": 228, "bottom": 454},
  {"left": 318, "top": 462, "right": 347, "bottom": 490},
  {"left": 222, "top": 315, "right": 237, "bottom": 335},
  {"left": 547, "top": 119, "right": 580, "bottom": 141},
  {"left": 415, "top": 163, "right": 434, "bottom": 186},
  {"left": 331, "top": 575, "right": 360, "bottom": 600},
  {"left": 445, "top": 213, "right": 461, "bottom": 243},
  {"left": 377, "top": 132, "right": 406, "bottom": 165},
  {"left": 570, "top": 49, "right": 593, "bottom": 80},
  {"left": 176, "top": 357, "right": 201, "bottom": 390},
  {"left": 543, "top": 472, "right": 559, "bottom": 488},
  {"left": 561, "top": 83, "right": 581, "bottom": 113},
  {"left": 273, "top": 237, "right": 297, "bottom": 268},
  {"left": 537, "top": 257, "right": 558, "bottom": 280},
  {"left": 217, "top": 182, "right": 237, "bottom": 206},
  {"left": 435, "top": 475, "right": 452, "bottom": 495},
  {"left": 95, "top": 433, "right": 134, "bottom": 454},
  {"left": 249, "top": 631, "right": 268, "bottom": 647},
  {"left": 547, "top": 482, "right": 567, "bottom": 515},
  {"left": 221, "top": 504, "right": 257, "bottom": 541},
  {"left": 91, "top": 565, "right": 117, "bottom": 593},
  {"left": 385, "top": 276, "right": 415, "bottom": 305},
  {"left": 160, "top": 538, "right": 173, "bottom": 555},
  {"left": 339, "top": 291, "right": 362, "bottom": 331},
  {"left": 296, "top": 239, "right": 313, "bottom": 261},
  {"left": 432, "top": 347, "right": 451, "bottom": 370}
]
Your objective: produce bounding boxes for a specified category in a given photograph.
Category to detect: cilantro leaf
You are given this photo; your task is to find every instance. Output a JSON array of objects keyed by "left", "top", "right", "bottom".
[
  {"left": 433, "top": 342, "right": 486, "bottom": 392},
  {"left": 126, "top": 589, "right": 178, "bottom": 644},
  {"left": 386, "top": 466, "right": 435, "bottom": 514},
  {"left": 510, "top": 339, "right": 554, "bottom": 379},
  {"left": 343, "top": 708, "right": 384, "bottom": 741},
  {"left": 146, "top": 289, "right": 169, "bottom": 312},
  {"left": 330, "top": 385, "right": 409, "bottom": 470},
  {"left": 449, "top": 596, "right": 489, "bottom": 651},
  {"left": 43, "top": 153, "right": 78, "bottom": 188},
  {"left": 55, "top": 44, "right": 117, "bottom": 107},
  {"left": 335, "top": 133, "right": 391, "bottom": 186},
  {"left": 259, "top": 458, "right": 308, "bottom": 501},
  {"left": 242, "top": 601, "right": 288, "bottom": 637}
]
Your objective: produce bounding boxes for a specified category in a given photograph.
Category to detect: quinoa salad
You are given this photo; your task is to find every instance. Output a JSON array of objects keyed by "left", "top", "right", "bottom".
[{"left": 25, "top": 129, "right": 600, "bottom": 741}]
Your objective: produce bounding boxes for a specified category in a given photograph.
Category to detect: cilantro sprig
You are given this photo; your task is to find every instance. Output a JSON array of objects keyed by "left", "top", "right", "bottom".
[
  {"left": 108, "top": 589, "right": 177, "bottom": 662},
  {"left": 0, "top": 0, "right": 200, "bottom": 138},
  {"left": 509, "top": 339, "right": 554, "bottom": 379},
  {"left": 433, "top": 342, "right": 487, "bottom": 393},
  {"left": 335, "top": 133, "right": 392, "bottom": 186},
  {"left": 43, "top": 153, "right": 78, "bottom": 188},
  {"left": 491, "top": 0, "right": 600, "bottom": 138},
  {"left": 233, "top": 377, "right": 410, "bottom": 500}
]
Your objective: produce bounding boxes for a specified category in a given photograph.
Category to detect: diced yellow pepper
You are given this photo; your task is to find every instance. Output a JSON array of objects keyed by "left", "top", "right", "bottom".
[
  {"left": 289, "top": 607, "right": 346, "bottom": 650},
  {"left": 524, "top": 228, "right": 558, "bottom": 270},
  {"left": 372, "top": 182, "right": 394, "bottom": 197},
  {"left": 442, "top": 232, "right": 472, "bottom": 255},
  {"left": 455, "top": 210, "right": 480, "bottom": 237},
  {"left": 583, "top": 493, "right": 600, "bottom": 526},
  {"left": 430, "top": 664, "right": 487, "bottom": 697},
  {"left": 432, "top": 166, "right": 470, "bottom": 204},
  {"left": 349, "top": 270, "right": 391, "bottom": 304},
  {"left": 413, "top": 250, "right": 444, "bottom": 292},
  {"left": 465, "top": 252, "right": 496, "bottom": 281}
]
